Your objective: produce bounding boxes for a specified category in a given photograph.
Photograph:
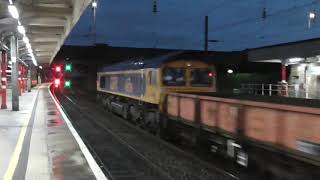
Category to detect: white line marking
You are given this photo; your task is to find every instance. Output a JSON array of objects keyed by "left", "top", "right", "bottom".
[
  {"left": 3, "top": 89, "right": 39, "bottom": 180},
  {"left": 48, "top": 87, "right": 108, "bottom": 180}
]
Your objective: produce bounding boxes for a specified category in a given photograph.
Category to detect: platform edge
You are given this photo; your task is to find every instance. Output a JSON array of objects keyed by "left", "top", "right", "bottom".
[{"left": 48, "top": 87, "right": 108, "bottom": 180}]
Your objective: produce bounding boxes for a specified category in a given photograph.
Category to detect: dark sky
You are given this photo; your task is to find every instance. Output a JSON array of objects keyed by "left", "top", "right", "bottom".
[{"left": 64, "top": 0, "right": 320, "bottom": 51}]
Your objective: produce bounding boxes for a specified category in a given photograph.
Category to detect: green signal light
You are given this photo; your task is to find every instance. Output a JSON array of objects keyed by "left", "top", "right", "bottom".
[
  {"left": 65, "top": 64, "right": 72, "bottom": 72},
  {"left": 64, "top": 80, "right": 71, "bottom": 88}
]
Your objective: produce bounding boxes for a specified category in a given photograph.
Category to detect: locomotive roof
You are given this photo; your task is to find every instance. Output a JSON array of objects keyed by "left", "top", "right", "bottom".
[{"left": 98, "top": 51, "right": 206, "bottom": 72}]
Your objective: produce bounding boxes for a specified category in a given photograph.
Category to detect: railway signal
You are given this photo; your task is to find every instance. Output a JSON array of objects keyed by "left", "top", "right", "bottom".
[
  {"left": 65, "top": 63, "right": 72, "bottom": 72},
  {"left": 54, "top": 78, "right": 60, "bottom": 88},
  {"left": 64, "top": 80, "right": 71, "bottom": 88},
  {"left": 52, "top": 63, "right": 73, "bottom": 90},
  {"left": 64, "top": 63, "right": 72, "bottom": 89},
  {"left": 55, "top": 66, "right": 61, "bottom": 73}
]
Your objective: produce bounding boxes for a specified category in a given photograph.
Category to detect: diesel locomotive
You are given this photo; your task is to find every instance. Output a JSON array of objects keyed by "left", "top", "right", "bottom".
[{"left": 97, "top": 52, "right": 216, "bottom": 132}]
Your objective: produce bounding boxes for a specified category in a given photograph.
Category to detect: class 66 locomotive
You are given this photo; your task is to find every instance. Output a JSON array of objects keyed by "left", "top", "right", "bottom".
[{"left": 96, "top": 51, "right": 216, "bottom": 125}]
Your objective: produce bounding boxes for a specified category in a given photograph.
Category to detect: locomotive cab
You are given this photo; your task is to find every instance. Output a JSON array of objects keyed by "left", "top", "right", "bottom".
[{"left": 160, "top": 60, "right": 216, "bottom": 94}]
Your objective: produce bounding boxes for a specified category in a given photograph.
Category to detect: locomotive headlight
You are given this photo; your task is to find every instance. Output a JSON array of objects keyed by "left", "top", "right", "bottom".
[{"left": 227, "top": 69, "right": 233, "bottom": 74}]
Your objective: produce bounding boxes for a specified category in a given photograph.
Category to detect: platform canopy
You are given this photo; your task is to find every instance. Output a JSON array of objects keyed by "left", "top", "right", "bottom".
[
  {"left": 0, "top": 0, "right": 91, "bottom": 64},
  {"left": 248, "top": 38, "right": 320, "bottom": 63}
]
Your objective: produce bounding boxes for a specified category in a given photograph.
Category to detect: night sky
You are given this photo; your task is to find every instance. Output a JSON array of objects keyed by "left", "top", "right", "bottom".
[{"left": 65, "top": 0, "right": 320, "bottom": 52}]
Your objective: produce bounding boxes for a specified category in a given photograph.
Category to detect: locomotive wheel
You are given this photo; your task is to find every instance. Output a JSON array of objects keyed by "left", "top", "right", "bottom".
[{"left": 122, "top": 105, "right": 130, "bottom": 120}]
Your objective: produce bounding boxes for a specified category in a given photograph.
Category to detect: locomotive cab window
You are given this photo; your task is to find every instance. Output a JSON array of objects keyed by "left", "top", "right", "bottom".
[
  {"left": 100, "top": 76, "right": 106, "bottom": 88},
  {"left": 149, "top": 71, "right": 157, "bottom": 85},
  {"left": 162, "top": 68, "right": 186, "bottom": 86},
  {"left": 191, "top": 68, "right": 213, "bottom": 86}
]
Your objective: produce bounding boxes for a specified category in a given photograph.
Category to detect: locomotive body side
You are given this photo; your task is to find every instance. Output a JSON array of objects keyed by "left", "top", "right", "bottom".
[
  {"left": 97, "top": 68, "right": 160, "bottom": 104},
  {"left": 97, "top": 59, "right": 216, "bottom": 109}
]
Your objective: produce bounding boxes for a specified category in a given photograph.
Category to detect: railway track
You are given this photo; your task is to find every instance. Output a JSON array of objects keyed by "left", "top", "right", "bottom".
[{"left": 54, "top": 91, "right": 240, "bottom": 180}]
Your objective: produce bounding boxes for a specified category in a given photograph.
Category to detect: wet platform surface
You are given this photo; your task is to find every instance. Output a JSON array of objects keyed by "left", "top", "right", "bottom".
[{"left": 0, "top": 84, "right": 106, "bottom": 180}]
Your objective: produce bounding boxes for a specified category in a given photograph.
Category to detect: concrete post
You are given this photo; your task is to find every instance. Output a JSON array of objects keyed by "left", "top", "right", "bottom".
[
  {"left": 18, "top": 64, "right": 22, "bottom": 96},
  {"left": 1, "top": 50, "right": 7, "bottom": 109},
  {"left": 11, "top": 35, "right": 19, "bottom": 111},
  {"left": 27, "top": 65, "right": 31, "bottom": 92}
]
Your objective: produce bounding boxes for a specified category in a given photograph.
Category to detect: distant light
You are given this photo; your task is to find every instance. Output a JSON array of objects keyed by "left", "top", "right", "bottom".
[
  {"left": 17, "top": 25, "right": 25, "bottom": 34},
  {"left": 227, "top": 69, "right": 233, "bottom": 74},
  {"left": 289, "top": 57, "right": 304, "bottom": 63},
  {"left": 54, "top": 79, "right": 60, "bottom": 85},
  {"left": 309, "top": 12, "right": 316, "bottom": 19},
  {"left": 64, "top": 80, "right": 71, "bottom": 88},
  {"left": 92, "top": 1, "right": 97, "bottom": 8},
  {"left": 55, "top": 66, "right": 61, "bottom": 72},
  {"left": 26, "top": 43, "right": 31, "bottom": 50},
  {"left": 65, "top": 64, "right": 72, "bottom": 72},
  {"left": 39, "top": 66, "right": 43, "bottom": 69},
  {"left": 187, "top": 63, "right": 191, "bottom": 67},
  {"left": 23, "top": 36, "right": 29, "bottom": 43},
  {"left": 8, "top": 5, "right": 19, "bottom": 19}
]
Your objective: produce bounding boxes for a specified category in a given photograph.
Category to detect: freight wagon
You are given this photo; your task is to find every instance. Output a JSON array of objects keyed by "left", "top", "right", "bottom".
[{"left": 164, "top": 92, "right": 320, "bottom": 180}]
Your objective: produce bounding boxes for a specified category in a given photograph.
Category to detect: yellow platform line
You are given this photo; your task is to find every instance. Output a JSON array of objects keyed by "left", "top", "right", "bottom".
[{"left": 3, "top": 89, "right": 39, "bottom": 180}]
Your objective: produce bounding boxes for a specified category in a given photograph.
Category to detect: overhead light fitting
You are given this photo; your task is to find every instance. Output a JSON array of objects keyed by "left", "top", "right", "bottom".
[
  {"left": 23, "top": 36, "right": 29, "bottom": 44},
  {"left": 8, "top": 1, "right": 38, "bottom": 67},
  {"left": 17, "top": 25, "right": 25, "bottom": 34},
  {"left": 26, "top": 43, "right": 31, "bottom": 50},
  {"left": 309, "top": 12, "right": 316, "bottom": 19},
  {"left": 8, "top": 5, "right": 19, "bottom": 19},
  {"left": 289, "top": 57, "right": 304, "bottom": 63},
  {"left": 92, "top": 1, "right": 97, "bottom": 8},
  {"left": 31, "top": 56, "right": 37, "bottom": 66},
  {"left": 309, "top": 11, "right": 316, "bottom": 28}
]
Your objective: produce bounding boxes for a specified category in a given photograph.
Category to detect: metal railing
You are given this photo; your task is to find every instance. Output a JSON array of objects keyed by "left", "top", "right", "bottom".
[{"left": 239, "top": 83, "right": 320, "bottom": 99}]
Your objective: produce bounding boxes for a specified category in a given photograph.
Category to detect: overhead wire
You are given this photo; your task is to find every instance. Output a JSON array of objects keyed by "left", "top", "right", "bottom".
[
  {"left": 186, "top": 0, "right": 320, "bottom": 50},
  {"left": 209, "top": 0, "right": 320, "bottom": 33},
  {"left": 202, "top": 0, "right": 320, "bottom": 44}
]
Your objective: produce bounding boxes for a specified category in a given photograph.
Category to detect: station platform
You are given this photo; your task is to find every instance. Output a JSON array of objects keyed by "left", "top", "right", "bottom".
[{"left": 0, "top": 84, "right": 107, "bottom": 180}]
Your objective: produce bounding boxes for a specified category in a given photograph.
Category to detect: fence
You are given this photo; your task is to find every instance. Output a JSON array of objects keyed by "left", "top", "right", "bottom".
[{"left": 239, "top": 83, "right": 319, "bottom": 99}]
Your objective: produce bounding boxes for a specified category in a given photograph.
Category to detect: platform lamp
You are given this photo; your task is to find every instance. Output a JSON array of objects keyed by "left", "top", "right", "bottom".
[{"left": 309, "top": 11, "right": 316, "bottom": 28}]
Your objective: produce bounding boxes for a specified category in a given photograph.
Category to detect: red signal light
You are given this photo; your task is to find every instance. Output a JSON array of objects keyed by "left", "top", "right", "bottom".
[
  {"left": 208, "top": 72, "right": 213, "bottom": 77},
  {"left": 55, "top": 66, "right": 61, "bottom": 72},
  {"left": 54, "top": 79, "right": 60, "bottom": 85},
  {"left": 54, "top": 79, "right": 60, "bottom": 88}
]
